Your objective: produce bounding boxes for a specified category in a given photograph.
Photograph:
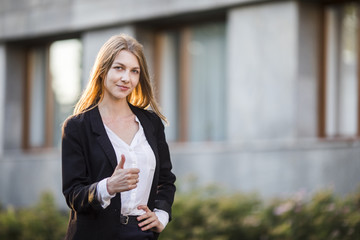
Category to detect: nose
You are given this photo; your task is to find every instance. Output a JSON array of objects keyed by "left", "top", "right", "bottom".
[{"left": 121, "top": 70, "right": 130, "bottom": 83}]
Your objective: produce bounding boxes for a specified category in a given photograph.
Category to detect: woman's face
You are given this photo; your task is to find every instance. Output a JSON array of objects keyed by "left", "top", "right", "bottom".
[{"left": 103, "top": 50, "right": 140, "bottom": 101}]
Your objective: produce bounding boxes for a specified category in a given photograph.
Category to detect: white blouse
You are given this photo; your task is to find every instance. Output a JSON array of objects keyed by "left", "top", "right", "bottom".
[{"left": 96, "top": 117, "right": 169, "bottom": 227}]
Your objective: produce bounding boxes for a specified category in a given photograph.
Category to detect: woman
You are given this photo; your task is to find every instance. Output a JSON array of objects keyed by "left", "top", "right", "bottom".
[{"left": 62, "top": 34, "right": 176, "bottom": 240}]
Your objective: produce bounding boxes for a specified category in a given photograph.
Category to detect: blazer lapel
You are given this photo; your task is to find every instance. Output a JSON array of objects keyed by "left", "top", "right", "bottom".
[
  {"left": 129, "top": 105, "right": 159, "bottom": 162},
  {"left": 89, "top": 106, "right": 118, "bottom": 169}
]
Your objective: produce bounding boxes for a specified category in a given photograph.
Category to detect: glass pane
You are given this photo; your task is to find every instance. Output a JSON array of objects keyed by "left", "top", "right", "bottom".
[
  {"left": 188, "top": 23, "right": 226, "bottom": 142},
  {"left": 325, "top": 4, "right": 359, "bottom": 137},
  {"left": 50, "top": 39, "right": 82, "bottom": 147},
  {"left": 338, "top": 4, "right": 358, "bottom": 136},
  {"left": 159, "top": 32, "right": 179, "bottom": 142},
  {"left": 28, "top": 47, "right": 46, "bottom": 147}
]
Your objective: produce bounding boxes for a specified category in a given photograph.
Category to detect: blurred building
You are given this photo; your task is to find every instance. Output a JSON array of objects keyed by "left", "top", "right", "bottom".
[{"left": 0, "top": 0, "right": 359, "bottom": 208}]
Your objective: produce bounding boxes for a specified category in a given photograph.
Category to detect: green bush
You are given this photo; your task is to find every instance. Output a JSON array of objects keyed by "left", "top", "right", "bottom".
[
  {"left": 0, "top": 192, "right": 68, "bottom": 240},
  {"left": 0, "top": 187, "right": 359, "bottom": 240},
  {"left": 160, "top": 186, "right": 360, "bottom": 240}
]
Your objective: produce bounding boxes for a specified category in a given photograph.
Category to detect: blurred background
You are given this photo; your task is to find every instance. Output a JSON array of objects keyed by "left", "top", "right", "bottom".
[{"left": 0, "top": 0, "right": 359, "bottom": 216}]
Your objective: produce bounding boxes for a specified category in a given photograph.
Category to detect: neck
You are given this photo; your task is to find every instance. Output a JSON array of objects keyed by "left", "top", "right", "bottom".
[{"left": 98, "top": 96, "right": 132, "bottom": 118}]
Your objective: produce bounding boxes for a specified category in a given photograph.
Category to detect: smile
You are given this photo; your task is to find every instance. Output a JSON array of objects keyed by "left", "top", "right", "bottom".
[{"left": 116, "top": 84, "right": 129, "bottom": 91}]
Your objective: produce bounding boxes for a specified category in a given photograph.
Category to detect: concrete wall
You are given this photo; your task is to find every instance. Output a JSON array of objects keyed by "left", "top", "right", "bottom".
[
  {"left": 0, "top": 151, "right": 65, "bottom": 208},
  {"left": 171, "top": 140, "right": 360, "bottom": 198},
  {"left": 0, "top": 0, "right": 268, "bottom": 41},
  {"left": 227, "top": 1, "right": 298, "bottom": 142},
  {"left": 227, "top": 1, "right": 323, "bottom": 140}
]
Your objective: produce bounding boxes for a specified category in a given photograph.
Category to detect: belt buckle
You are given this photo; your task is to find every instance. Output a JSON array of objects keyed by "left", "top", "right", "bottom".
[{"left": 121, "top": 215, "right": 129, "bottom": 225}]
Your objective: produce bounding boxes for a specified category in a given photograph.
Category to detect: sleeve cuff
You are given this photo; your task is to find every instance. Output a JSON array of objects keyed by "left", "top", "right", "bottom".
[
  {"left": 154, "top": 208, "right": 169, "bottom": 228},
  {"left": 96, "top": 178, "right": 116, "bottom": 208}
]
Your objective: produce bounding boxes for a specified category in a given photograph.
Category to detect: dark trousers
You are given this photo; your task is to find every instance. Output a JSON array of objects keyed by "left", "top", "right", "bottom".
[{"left": 117, "top": 224, "right": 155, "bottom": 240}]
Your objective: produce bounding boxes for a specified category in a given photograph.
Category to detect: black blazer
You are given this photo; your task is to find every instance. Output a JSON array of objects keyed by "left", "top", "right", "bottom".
[{"left": 61, "top": 104, "right": 176, "bottom": 240}]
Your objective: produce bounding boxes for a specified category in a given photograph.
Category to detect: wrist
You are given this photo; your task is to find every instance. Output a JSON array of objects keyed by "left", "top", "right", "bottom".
[{"left": 106, "top": 178, "right": 115, "bottom": 195}]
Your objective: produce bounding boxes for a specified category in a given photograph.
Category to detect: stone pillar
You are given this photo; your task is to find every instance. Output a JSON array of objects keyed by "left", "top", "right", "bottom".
[{"left": 227, "top": 1, "right": 298, "bottom": 143}]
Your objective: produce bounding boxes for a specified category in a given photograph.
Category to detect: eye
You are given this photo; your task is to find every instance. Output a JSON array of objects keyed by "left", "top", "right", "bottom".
[
  {"left": 114, "top": 66, "right": 123, "bottom": 70},
  {"left": 132, "top": 69, "right": 140, "bottom": 74}
]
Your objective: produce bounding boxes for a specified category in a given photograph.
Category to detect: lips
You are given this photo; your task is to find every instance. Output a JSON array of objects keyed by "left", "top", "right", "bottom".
[{"left": 116, "top": 84, "right": 129, "bottom": 91}]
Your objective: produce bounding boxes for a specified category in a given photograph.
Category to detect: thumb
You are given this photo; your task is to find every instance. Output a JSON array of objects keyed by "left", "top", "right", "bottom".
[{"left": 116, "top": 154, "right": 126, "bottom": 170}]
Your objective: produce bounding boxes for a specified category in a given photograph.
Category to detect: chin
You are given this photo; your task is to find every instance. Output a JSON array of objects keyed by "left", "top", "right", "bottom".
[{"left": 108, "top": 94, "right": 127, "bottom": 101}]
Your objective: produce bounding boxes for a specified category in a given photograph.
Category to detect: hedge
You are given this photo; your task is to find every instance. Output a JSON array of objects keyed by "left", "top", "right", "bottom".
[
  {"left": 0, "top": 192, "right": 68, "bottom": 240},
  {"left": 160, "top": 185, "right": 360, "bottom": 240},
  {"left": 0, "top": 186, "right": 359, "bottom": 240}
]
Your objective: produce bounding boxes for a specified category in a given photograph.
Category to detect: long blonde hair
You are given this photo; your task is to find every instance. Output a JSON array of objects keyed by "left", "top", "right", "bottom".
[{"left": 73, "top": 34, "right": 166, "bottom": 122}]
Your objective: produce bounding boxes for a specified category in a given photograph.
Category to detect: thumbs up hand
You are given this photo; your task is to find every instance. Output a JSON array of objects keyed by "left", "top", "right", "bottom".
[
  {"left": 117, "top": 154, "right": 126, "bottom": 170},
  {"left": 106, "top": 154, "right": 140, "bottom": 195}
]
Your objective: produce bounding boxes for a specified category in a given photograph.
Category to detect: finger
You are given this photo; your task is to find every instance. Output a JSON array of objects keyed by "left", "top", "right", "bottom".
[
  {"left": 116, "top": 154, "right": 126, "bottom": 170},
  {"left": 137, "top": 206, "right": 152, "bottom": 222},
  {"left": 129, "top": 178, "right": 139, "bottom": 186},
  {"left": 140, "top": 219, "right": 159, "bottom": 231},
  {"left": 137, "top": 205, "right": 150, "bottom": 212},
  {"left": 138, "top": 214, "right": 156, "bottom": 228},
  {"left": 127, "top": 168, "right": 140, "bottom": 174},
  {"left": 137, "top": 213, "right": 150, "bottom": 222}
]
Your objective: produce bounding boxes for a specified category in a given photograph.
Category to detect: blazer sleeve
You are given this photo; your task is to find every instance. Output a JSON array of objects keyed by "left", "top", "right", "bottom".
[
  {"left": 154, "top": 115, "right": 176, "bottom": 219},
  {"left": 62, "top": 117, "right": 103, "bottom": 213}
]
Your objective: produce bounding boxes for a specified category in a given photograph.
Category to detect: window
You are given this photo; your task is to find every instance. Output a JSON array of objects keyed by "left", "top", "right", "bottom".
[
  {"left": 320, "top": 2, "right": 360, "bottom": 138},
  {"left": 155, "top": 22, "right": 227, "bottom": 142},
  {"left": 23, "top": 39, "right": 82, "bottom": 149},
  {"left": 50, "top": 39, "right": 82, "bottom": 146},
  {"left": 25, "top": 46, "right": 48, "bottom": 148}
]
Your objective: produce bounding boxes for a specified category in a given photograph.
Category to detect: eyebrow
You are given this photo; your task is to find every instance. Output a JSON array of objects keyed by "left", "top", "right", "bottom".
[{"left": 113, "top": 62, "right": 140, "bottom": 69}]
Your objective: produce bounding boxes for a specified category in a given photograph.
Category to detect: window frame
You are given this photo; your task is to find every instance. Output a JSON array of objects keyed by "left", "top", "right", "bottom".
[
  {"left": 153, "top": 27, "right": 190, "bottom": 142},
  {"left": 23, "top": 44, "right": 54, "bottom": 150},
  {"left": 153, "top": 20, "right": 227, "bottom": 143},
  {"left": 319, "top": 1, "right": 360, "bottom": 139},
  {"left": 22, "top": 35, "right": 81, "bottom": 150}
]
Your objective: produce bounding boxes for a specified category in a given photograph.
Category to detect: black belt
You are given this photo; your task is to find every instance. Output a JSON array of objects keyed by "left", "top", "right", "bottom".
[{"left": 120, "top": 215, "right": 140, "bottom": 225}]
